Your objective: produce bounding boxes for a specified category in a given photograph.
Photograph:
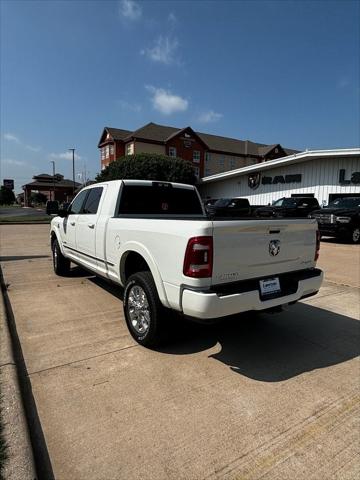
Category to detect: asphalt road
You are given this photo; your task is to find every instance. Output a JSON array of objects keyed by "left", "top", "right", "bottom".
[
  {"left": 0, "top": 225, "right": 359, "bottom": 480},
  {"left": 0, "top": 207, "right": 46, "bottom": 218}
]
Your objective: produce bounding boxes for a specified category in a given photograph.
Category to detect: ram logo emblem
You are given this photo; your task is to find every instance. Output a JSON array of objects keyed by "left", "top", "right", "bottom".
[{"left": 269, "top": 240, "right": 280, "bottom": 256}]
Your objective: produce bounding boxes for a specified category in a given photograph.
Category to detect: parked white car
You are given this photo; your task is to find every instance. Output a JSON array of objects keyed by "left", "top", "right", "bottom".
[{"left": 50, "top": 180, "right": 323, "bottom": 346}]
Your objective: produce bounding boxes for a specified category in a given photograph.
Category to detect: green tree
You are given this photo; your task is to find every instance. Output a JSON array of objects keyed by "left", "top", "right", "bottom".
[
  {"left": 96, "top": 153, "right": 197, "bottom": 185},
  {"left": 0, "top": 186, "right": 16, "bottom": 205}
]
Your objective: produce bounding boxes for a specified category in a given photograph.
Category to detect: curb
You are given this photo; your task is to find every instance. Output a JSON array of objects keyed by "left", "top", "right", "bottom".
[
  {"left": 0, "top": 266, "right": 54, "bottom": 480},
  {"left": 0, "top": 223, "right": 50, "bottom": 226}
]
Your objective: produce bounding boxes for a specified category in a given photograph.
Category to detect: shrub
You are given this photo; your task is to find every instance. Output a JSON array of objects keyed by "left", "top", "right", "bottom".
[{"left": 95, "top": 153, "right": 197, "bottom": 185}]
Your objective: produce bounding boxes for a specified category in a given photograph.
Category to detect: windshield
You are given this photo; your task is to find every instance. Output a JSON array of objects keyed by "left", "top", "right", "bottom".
[
  {"left": 328, "top": 198, "right": 360, "bottom": 209},
  {"left": 272, "top": 198, "right": 297, "bottom": 207}
]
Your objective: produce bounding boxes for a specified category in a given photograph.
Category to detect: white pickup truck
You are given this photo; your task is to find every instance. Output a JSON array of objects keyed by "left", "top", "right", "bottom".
[{"left": 50, "top": 180, "right": 323, "bottom": 346}]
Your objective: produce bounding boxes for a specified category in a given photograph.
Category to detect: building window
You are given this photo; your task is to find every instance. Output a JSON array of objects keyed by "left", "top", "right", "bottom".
[
  {"left": 126, "top": 143, "right": 134, "bottom": 155},
  {"left": 205, "top": 152, "right": 211, "bottom": 163},
  {"left": 230, "top": 159, "right": 236, "bottom": 170},
  {"left": 194, "top": 167, "right": 200, "bottom": 178},
  {"left": 169, "top": 147, "right": 177, "bottom": 157},
  {"left": 105, "top": 145, "right": 110, "bottom": 158},
  {"left": 205, "top": 168, "right": 211, "bottom": 177},
  {"left": 110, "top": 144, "right": 114, "bottom": 155},
  {"left": 193, "top": 150, "right": 200, "bottom": 163},
  {"left": 218, "top": 157, "right": 225, "bottom": 172}
]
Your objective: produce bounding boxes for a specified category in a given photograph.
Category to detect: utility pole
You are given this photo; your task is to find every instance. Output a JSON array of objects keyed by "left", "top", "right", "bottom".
[
  {"left": 69, "top": 148, "right": 75, "bottom": 195},
  {"left": 50, "top": 160, "right": 55, "bottom": 201}
]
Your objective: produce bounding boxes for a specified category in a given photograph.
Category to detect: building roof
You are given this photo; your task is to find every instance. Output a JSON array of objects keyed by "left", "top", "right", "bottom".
[
  {"left": 106, "top": 127, "right": 132, "bottom": 141},
  {"left": 127, "top": 122, "right": 179, "bottom": 143},
  {"left": 98, "top": 127, "right": 132, "bottom": 146},
  {"left": 200, "top": 148, "right": 360, "bottom": 184},
  {"left": 22, "top": 175, "right": 81, "bottom": 189},
  {"left": 99, "top": 122, "right": 299, "bottom": 158}
]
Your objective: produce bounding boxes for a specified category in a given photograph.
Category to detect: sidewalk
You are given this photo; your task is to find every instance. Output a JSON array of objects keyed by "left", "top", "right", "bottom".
[
  {"left": 0, "top": 224, "right": 359, "bottom": 480},
  {"left": 0, "top": 282, "right": 36, "bottom": 480}
]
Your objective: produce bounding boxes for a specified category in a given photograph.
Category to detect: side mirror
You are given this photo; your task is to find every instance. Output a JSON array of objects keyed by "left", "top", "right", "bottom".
[{"left": 58, "top": 208, "right": 69, "bottom": 218}]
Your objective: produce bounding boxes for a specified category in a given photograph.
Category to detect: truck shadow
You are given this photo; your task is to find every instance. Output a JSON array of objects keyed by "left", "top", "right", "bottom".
[
  {"left": 160, "top": 303, "right": 360, "bottom": 382},
  {"left": 0, "top": 255, "right": 50, "bottom": 262},
  {"left": 85, "top": 273, "right": 359, "bottom": 383}
]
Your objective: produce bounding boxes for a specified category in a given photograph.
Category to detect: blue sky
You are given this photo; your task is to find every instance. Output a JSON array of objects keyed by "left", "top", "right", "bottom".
[{"left": 1, "top": 0, "right": 359, "bottom": 193}]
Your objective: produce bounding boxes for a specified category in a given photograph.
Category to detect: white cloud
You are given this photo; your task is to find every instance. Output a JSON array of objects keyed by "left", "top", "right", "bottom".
[
  {"left": 49, "top": 151, "right": 82, "bottom": 161},
  {"left": 141, "top": 36, "right": 179, "bottom": 65},
  {"left": 25, "top": 145, "right": 41, "bottom": 152},
  {"left": 198, "top": 110, "right": 223, "bottom": 123},
  {"left": 2, "top": 158, "right": 26, "bottom": 166},
  {"left": 4, "top": 133, "right": 20, "bottom": 143},
  {"left": 118, "top": 99, "right": 142, "bottom": 112},
  {"left": 3, "top": 133, "right": 41, "bottom": 152},
  {"left": 146, "top": 86, "right": 188, "bottom": 115},
  {"left": 119, "top": 0, "right": 142, "bottom": 20},
  {"left": 168, "top": 12, "right": 177, "bottom": 23}
]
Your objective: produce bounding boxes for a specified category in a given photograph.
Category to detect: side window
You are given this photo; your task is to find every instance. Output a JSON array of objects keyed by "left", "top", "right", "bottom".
[
  {"left": 82, "top": 187, "right": 103, "bottom": 214},
  {"left": 69, "top": 190, "right": 88, "bottom": 214}
]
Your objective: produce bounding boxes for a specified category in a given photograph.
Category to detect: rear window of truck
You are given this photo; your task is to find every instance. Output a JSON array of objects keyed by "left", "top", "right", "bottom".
[{"left": 117, "top": 184, "right": 204, "bottom": 216}]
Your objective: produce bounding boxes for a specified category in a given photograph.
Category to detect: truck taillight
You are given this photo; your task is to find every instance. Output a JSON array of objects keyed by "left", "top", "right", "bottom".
[
  {"left": 183, "top": 236, "right": 213, "bottom": 278},
  {"left": 315, "top": 230, "right": 321, "bottom": 261}
]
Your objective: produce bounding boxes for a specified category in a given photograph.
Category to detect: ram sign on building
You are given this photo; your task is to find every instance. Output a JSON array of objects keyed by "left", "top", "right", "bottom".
[{"left": 199, "top": 148, "right": 360, "bottom": 206}]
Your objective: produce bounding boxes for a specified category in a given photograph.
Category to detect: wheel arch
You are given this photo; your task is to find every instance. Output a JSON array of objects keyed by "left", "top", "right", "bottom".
[{"left": 119, "top": 244, "right": 169, "bottom": 308}]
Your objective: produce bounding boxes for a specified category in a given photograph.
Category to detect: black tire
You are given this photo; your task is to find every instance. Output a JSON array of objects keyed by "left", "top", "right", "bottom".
[
  {"left": 123, "top": 271, "right": 164, "bottom": 347},
  {"left": 350, "top": 227, "right": 360, "bottom": 244},
  {"left": 52, "top": 238, "right": 71, "bottom": 276}
]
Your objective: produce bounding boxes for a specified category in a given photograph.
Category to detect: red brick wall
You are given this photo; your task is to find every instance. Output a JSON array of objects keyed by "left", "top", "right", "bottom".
[
  {"left": 100, "top": 140, "right": 126, "bottom": 170},
  {"left": 115, "top": 141, "right": 125, "bottom": 160},
  {"left": 166, "top": 135, "right": 205, "bottom": 177}
]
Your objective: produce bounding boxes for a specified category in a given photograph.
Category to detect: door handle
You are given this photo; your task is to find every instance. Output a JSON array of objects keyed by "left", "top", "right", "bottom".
[
  {"left": 88, "top": 223, "right": 95, "bottom": 229},
  {"left": 70, "top": 221, "right": 75, "bottom": 226}
]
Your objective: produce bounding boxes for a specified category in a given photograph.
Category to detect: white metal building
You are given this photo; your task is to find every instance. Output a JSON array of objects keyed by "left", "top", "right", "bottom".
[{"left": 199, "top": 148, "right": 360, "bottom": 206}]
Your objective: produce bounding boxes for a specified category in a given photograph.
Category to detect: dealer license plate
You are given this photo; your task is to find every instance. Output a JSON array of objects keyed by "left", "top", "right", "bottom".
[{"left": 259, "top": 277, "right": 281, "bottom": 296}]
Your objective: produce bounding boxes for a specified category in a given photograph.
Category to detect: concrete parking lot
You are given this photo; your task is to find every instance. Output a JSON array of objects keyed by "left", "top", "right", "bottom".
[{"left": 0, "top": 224, "right": 359, "bottom": 480}]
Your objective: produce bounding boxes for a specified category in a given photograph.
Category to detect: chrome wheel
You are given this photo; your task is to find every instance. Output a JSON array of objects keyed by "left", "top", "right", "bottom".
[
  {"left": 127, "top": 285, "right": 151, "bottom": 334},
  {"left": 352, "top": 228, "right": 360, "bottom": 243},
  {"left": 53, "top": 245, "right": 58, "bottom": 268}
]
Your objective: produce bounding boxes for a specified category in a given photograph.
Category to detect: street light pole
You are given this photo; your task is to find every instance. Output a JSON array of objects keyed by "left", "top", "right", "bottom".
[
  {"left": 50, "top": 160, "right": 56, "bottom": 201},
  {"left": 69, "top": 148, "right": 75, "bottom": 196}
]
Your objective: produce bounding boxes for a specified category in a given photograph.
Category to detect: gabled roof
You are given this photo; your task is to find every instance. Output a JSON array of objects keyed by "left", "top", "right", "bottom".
[
  {"left": 98, "top": 127, "right": 132, "bottom": 146},
  {"left": 99, "top": 122, "right": 299, "bottom": 158},
  {"left": 126, "top": 122, "right": 179, "bottom": 143}
]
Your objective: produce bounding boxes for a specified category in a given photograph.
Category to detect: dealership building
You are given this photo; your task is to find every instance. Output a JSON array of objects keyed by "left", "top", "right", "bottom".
[{"left": 199, "top": 148, "right": 360, "bottom": 206}]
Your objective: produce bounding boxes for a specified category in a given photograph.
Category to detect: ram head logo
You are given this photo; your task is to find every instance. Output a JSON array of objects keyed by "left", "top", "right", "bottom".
[
  {"left": 248, "top": 172, "right": 261, "bottom": 189},
  {"left": 269, "top": 240, "right": 281, "bottom": 256}
]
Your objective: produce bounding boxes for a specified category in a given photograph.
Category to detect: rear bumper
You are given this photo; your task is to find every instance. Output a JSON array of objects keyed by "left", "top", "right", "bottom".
[{"left": 181, "top": 268, "right": 323, "bottom": 320}]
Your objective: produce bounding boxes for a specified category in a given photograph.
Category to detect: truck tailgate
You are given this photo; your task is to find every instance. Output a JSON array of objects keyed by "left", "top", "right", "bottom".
[{"left": 211, "top": 219, "right": 317, "bottom": 285}]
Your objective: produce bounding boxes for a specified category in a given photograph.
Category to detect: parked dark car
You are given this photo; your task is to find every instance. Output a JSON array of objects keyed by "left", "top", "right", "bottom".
[
  {"left": 255, "top": 197, "right": 320, "bottom": 218},
  {"left": 310, "top": 197, "right": 360, "bottom": 244},
  {"left": 203, "top": 198, "right": 218, "bottom": 208},
  {"left": 206, "top": 197, "right": 251, "bottom": 217},
  {"left": 46, "top": 200, "right": 59, "bottom": 215}
]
